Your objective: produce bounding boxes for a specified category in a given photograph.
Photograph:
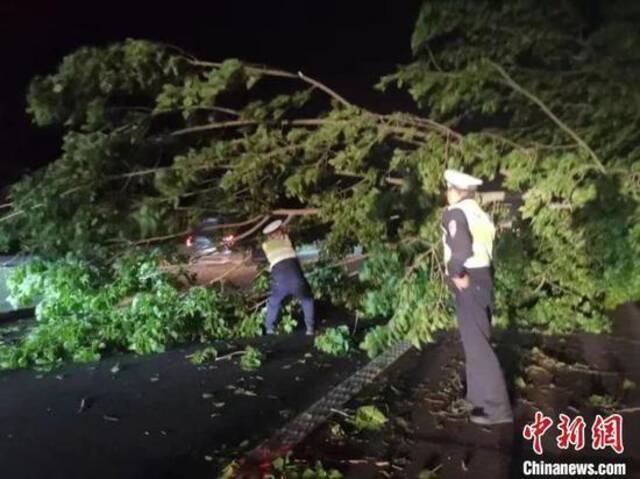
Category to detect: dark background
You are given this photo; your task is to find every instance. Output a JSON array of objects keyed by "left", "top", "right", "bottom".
[{"left": 0, "top": 0, "right": 422, "bottom": 187}]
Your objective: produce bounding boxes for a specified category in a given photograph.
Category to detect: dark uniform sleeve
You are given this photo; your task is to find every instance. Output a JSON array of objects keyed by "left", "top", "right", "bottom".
[{"left": 443, "top": 208, "right": 473, "bottom": 278}]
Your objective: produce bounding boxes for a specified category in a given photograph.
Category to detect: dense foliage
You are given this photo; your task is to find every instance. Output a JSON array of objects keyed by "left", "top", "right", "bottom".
[
  {"left": 239, "top": 345, "right": 263, "bottom": 372},
  {"left": 381, "top": 0, "right": 640, "bottom": 335},
  {"left": 1, "top": 0, "right": 638, "bottom": 367},
  {"left": 0, "top": 253, "right": 356, "bottom": 369},
  {"left": 0, "top": 251, "right": 266, "bottom": 369}
]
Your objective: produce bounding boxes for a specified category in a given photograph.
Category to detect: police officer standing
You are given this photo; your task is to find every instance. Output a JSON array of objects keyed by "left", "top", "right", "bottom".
[
  {"left": 442, "top": 169, "right": 513, "bottom": 425},
  {"left": 261, "top": 219, "right": 315, "bottom": 336}
]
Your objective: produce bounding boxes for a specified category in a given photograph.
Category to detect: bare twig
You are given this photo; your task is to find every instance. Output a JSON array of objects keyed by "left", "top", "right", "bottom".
[
  {"left": 617, "top": 407, "right": 640, "bottom": 414},
  {"left": 207, "top": 261, "right": 247, "bottom": 285},
  {"left": 271, "top": 208, "right": 319, "bottom": 216},
  {"left": 281, "top": 214, "right": 294, "bottom": 227},
  {"left": 172, "top": 119, "right": 261, "bottom": 136},
  {"left": 188, "top": 59, "right": 299, "bottom": 80},
  {"left": 297, "top": 70, "right": 352, "bottom": 108},
  {"left": 106, "top": 167, "right": 169, "bottom": 180},
  {"left": 188, "top": 58, "right": 352, "bottom": 109},
  {"left": 489, "top": 61, "right": 606, "bottom": 173},
  {"left": 125, "top": 230, "right": 191, "bottom": 245},
  {"left": 234, "top": 216, "right": 270, "bottom": 241},
  {"left": 329, "top": 407, "right": 352, "bottom": 419},
  {"left": 0, "top": 209, "right": 27, "bottom": 223},
  {"left": 215, "top": 351, "right": 245, "bottom": 362},
  {"left": 343, "top": 459, "right": 390, "bottom": 467},
  {"left": 200, "top": 215, "right": 265, "bottom": 232}
]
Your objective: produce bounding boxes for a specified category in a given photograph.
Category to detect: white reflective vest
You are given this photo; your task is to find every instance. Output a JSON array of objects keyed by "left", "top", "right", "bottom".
[
  {"left": 442, "top": 198, "right": 495, "bottom": 272},
  {"left": 262, "top": 236, "right": 297, "bottom": 269}
]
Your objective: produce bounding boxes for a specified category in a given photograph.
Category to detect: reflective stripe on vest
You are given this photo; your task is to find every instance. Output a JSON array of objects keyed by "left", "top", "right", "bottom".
[
  {"left": 442, "top": 198, "right": 495, "bottom": 271},
  {"left": 262, "top": 236, "right": 297, "bottom": 269}
]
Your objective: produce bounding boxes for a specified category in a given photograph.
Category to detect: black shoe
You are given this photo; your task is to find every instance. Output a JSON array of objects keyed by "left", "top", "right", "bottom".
[{"left": 470, "top": 413, "right": 513, "bottom": 426}]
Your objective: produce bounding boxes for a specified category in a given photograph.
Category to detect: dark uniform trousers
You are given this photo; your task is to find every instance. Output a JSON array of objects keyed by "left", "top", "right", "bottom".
[
  {"left": 266, "top": 258, "right": 315, "bottom": 331},
  {"left": 451, "top": 267, "right": 511, "bottom": 420}
]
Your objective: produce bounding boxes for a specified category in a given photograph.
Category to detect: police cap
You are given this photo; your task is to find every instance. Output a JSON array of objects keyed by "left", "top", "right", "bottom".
[
  {"left": 262, "top": 219, "right": 283, "bottom": 235},
  {"left": 444, "top": 169, "right": 483, "bottom": 191}
]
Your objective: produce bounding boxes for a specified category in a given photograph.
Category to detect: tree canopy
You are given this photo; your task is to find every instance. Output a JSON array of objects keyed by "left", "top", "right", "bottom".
[{"left": 1, "top": 0, "right": 639, "bottom": 367}]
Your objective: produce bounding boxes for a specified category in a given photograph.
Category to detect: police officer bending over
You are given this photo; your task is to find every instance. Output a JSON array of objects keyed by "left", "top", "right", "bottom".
[
  {"left": 261, "top": 219, "right": 315, "bottom": 336},
  {"left": 442, "top": 169, "right": 513, "bottom": 426}
]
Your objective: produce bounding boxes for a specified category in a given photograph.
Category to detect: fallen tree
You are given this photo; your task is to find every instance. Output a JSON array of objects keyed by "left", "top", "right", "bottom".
[{"left": 1, "top": 0, "right": 639, "bottom": 368}]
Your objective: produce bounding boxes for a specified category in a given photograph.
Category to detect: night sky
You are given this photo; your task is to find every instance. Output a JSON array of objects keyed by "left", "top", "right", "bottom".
[{"left": 0, "top": 0, "right": 422, "bottom": 187}]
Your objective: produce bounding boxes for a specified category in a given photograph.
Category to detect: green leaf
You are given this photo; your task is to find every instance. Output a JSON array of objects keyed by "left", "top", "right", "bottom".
[{"left": 349, "top": 405, "right": 388, "bottom": 432}]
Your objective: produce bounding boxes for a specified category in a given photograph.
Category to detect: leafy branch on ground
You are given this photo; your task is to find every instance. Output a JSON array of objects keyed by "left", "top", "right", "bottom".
[
  {"left": 189, "top": 346, "right": 218, "bottom": 365},
  {"left": 239, "top": 346, "right": 263, "bottom": 372},
  {"left": 331, "top": 404, "right": 388, "bottom": 433},
  {"left": 0, "top": 250, "right": 266, "bottom": 369},
  {"left": 314, "top": 326, "right": 352, "bottom": 357},
  {"left": 348, "top": 405, "right": 388, "bottom": 432},
  {"left": 277, "top": 303, "right": 300, "bottom": 334}
]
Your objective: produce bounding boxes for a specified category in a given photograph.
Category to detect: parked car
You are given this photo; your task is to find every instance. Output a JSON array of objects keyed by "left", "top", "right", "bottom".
[{"left": 184, "top": 217, "right": 237, "bottom": 263}]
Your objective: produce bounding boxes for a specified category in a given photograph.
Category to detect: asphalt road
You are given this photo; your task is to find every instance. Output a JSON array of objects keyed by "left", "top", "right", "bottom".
[
  {"left": 0, "top": 331, "right": 366, "bottom": 479},
  {"left": 3, "top": 303, "right": 638, "bottom": 478}
]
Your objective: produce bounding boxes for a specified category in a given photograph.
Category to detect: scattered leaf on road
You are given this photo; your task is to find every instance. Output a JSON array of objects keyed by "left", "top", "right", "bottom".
[
  {"left": 234, "top": 387, "right": 257, "bottom": 397},
  {"left": 77, "top": 397, "right": 88, "bottom": 414}
]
